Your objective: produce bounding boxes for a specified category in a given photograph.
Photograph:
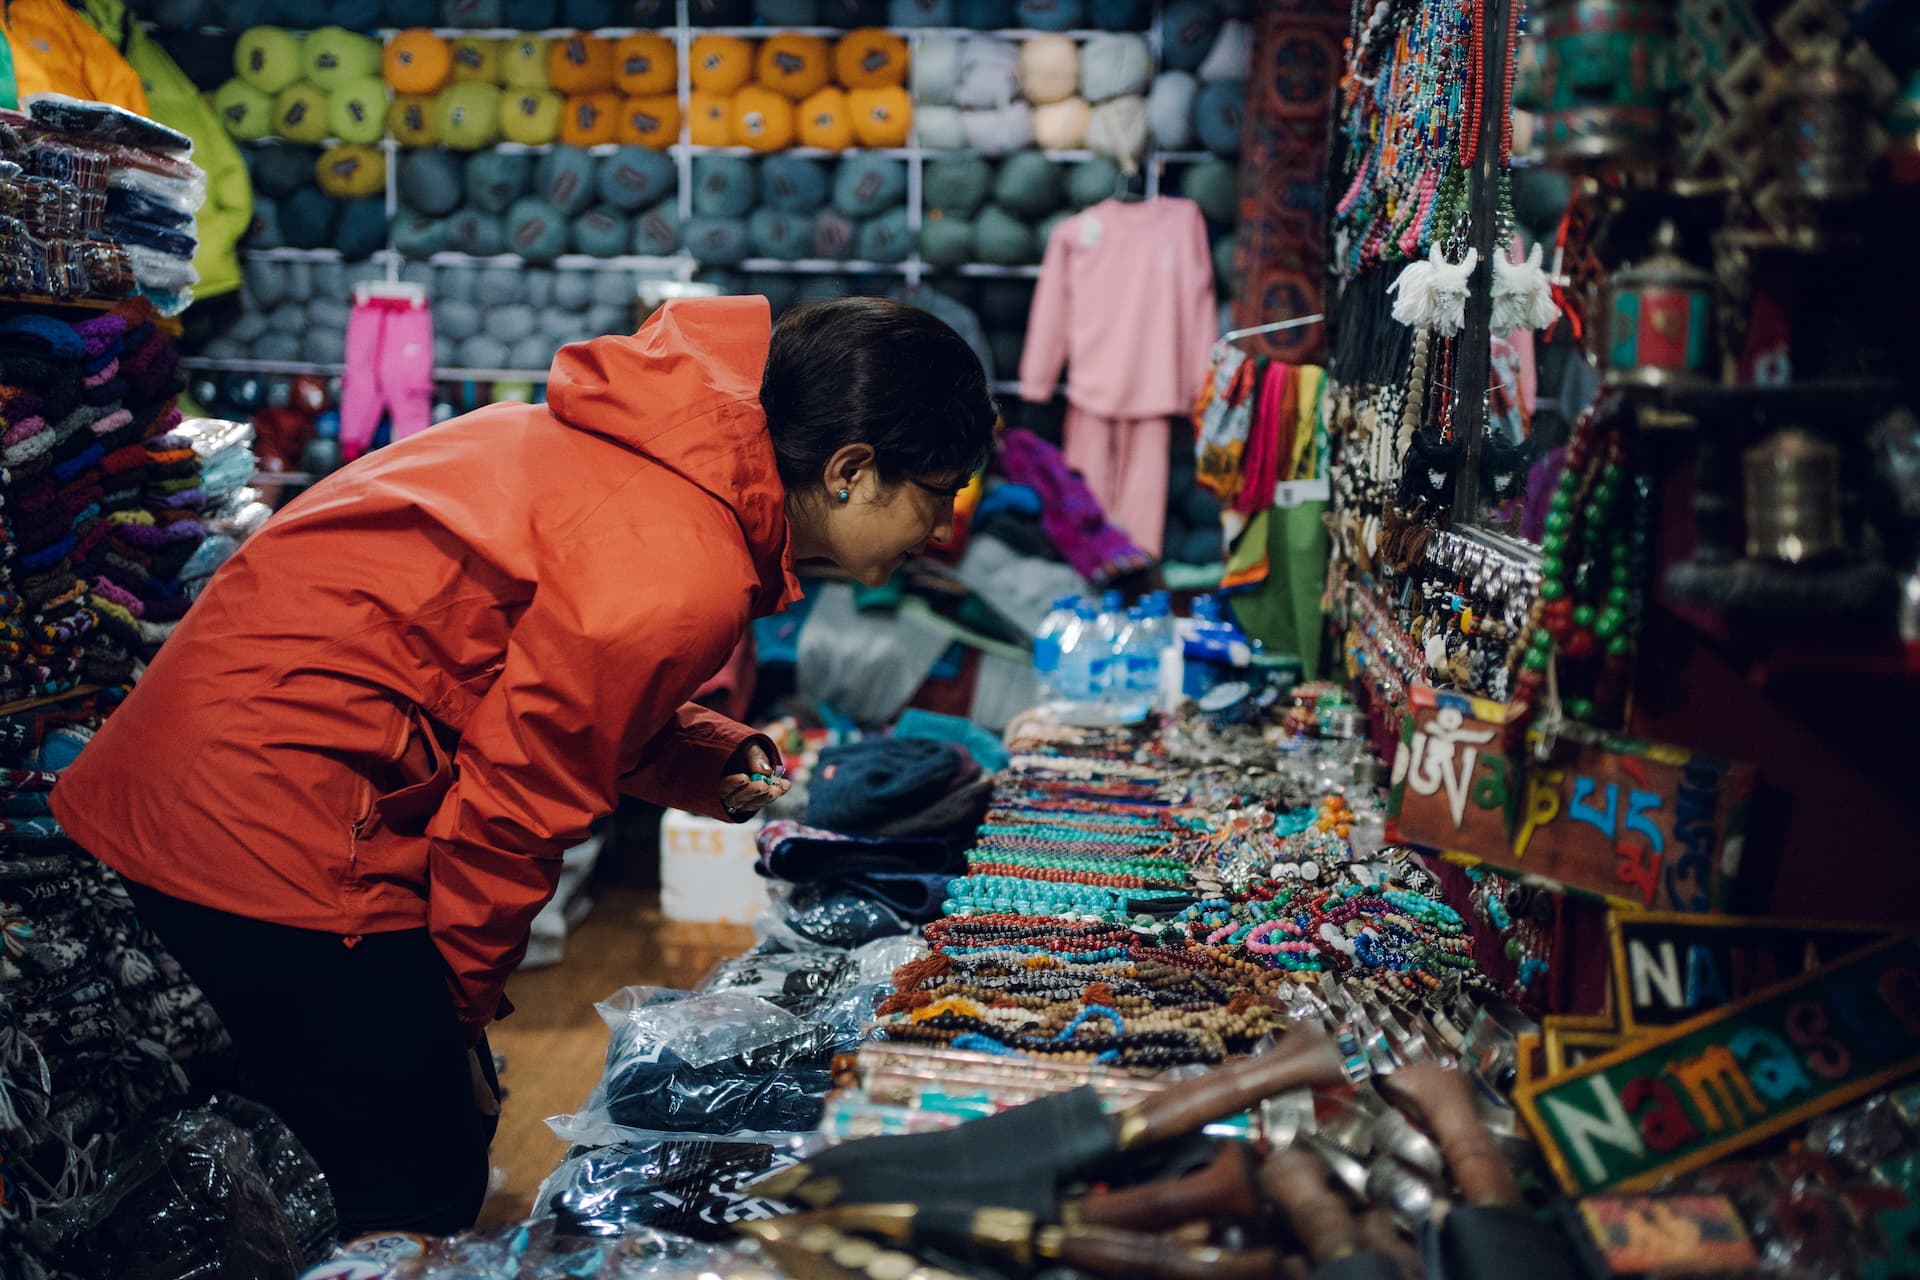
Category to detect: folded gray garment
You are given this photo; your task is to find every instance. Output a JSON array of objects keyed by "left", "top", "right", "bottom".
[
  {"left": 797, "top": 581, "right": 952, "bottom": 728},
  {"left": 955, "top": 533, "right": 1089, "bottom": 636},
  {"left": 866, "top": 774, "right": 995, "bottom": 838},
  {"left": 968, "top": 649, "right": 1039, "bottom": 733}
]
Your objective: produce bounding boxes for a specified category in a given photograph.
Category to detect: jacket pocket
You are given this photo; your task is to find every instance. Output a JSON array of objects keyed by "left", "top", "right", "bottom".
[{"left": 373, "top": 705, "right": 457, "bottom": 838}]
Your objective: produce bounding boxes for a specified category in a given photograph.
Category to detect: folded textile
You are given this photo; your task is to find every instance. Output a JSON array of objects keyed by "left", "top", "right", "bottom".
[
  {"left": 864, "top": 774, "right": 994, "bottom": 843},
  {"left": 997, "top": 428, "right": 1152, "bottom": 584},
  {"left": 807, "top": 738, "right": 974, "bottom": 833},
  {"left": 756, "top": 819, "right": 962, "bottom": 882}
]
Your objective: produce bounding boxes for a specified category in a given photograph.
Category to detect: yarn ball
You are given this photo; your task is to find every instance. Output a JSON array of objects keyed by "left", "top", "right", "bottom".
[
  {"left": 690, "top": 36, "right": 753, "bottom": 94},
  {"left": 537, "top": 146, "right": 600, "bottom": 216},
  {"left": 466, "top": 149, "right": 533, "bottom": 213},
  {"left": 914, "top": 104, "right": 965, "bottom": 150},
  {"left": 832, "top": 154, "right": 907, "bottom": 218},
  {"left": 597, "top": 147, "right": 677, "bottom": 211},
  {"left": 505, "top": 197, "right": 569, "bottom": 263},
  {"left": 548, "top": 34, "right": 615, "bottom": 95},
  {"left": 328, "top": 76, "right": 389, "bottom": 144},
  {"left": 1159, "top": 0, "right": 1221, "bottom": 72},
  {"left": 246, "top": 140, "right": 314, "bottom": 197},
  {"left": 1192, "top": 79, "right": 1245, "bottom": 155},
  {"left": 856, "top": 207, "right": 913, "bottom": 262},
  {"left": 573, "top": 206, "right": 630, "bottom": 257},
  {"left": 748, "top": 208, "right": 812, "bottom": 260},
  {"left": 272, "top": 82, "right": 332, "bottom": 144},
  {"left": 1147, "top": 71, "right": 1197, "bottom": 149},
  {"left": 834, "top": 29, "right": 910, "bottom": 89},
  {"left": 757, "top": 34, "right": 831, "bottom": 101},
  {"left": 1066, "top": 155, "right": 1120, "bottom": 208},
  {"left": 1180, "top": 157, "right": 1237, "bottom": 223},
  {"left": 449, "top": 37, "right": 500, "bottom": 83},
  {"left": 963, "top": 102, "right": 1034, "bottom": 156},
  {"left": 1015, "top": 0, "right": 1084, "bottom": 30},
  {"left": 993, "top": 152, "right": 1064, "bottom": 219},
  {"left": 399, "top": 148, "right": 465, "bottom": 215},
  {"left": 384, "top": 29, "right": 453, "bottom": 95},
  {"left": 435, "top": 81, "right": 503, "bottom": 150},
  {"left": 918, "top": 215, "right": 973, "bottom": 267},
  {"left": 304, "top": 26, "right": 382, "bottom": 92},
  {"left": 279, "top": 187, "right": 338, "bottom": 249},
  {"left": 335, "top": 198, "right": 388, "bottom": 260},
  {"left": 561, "top": 93, "right": 622, "bottom": 147},
  {"left": 631, "top": 202, "right": 682, "bottom": 256},
  {"left": 1031, "top": 97, "right": 1091, "bottom": 150},
  {"left": 1018, "top": 35, "right": 1078, "bottom": 106},
  {"left": 731, "top": 86, "right": 796, "bottom": 152},
  {"left": 924, "top": 155, "right": 991, "bottom": 216},
  {"left": 502, "top": 36, "right": 554, "bottom": 90},
  {"left": 688, "top": 91, "right": 733, "bottom": 147},
  {"left": 974, "top": 204, "right": 1036, "bottom": 265},
  {"left": 692, "top": 155, "right": 756, "bottom": 218},
  {"left": 795, "top": 87, "right": 854, "bottom": 151},
  {"left": 234, "top": 27, "right": 305, "bottom": 95},
  {"left": 910, "top": 35, "right": 959, "bottom": 106},
  {"left": 761, "top": 155, "right": 829, "bottom": 214},
  {"left": 388, "top": 93, "right": 439, "bottom": 146},
  {"left": 1081, "top": 33, "right": 1151, "bottom": 102},
  {"left": 684, "top": 216, "right": 750, "bottom": 266},
  {"left": 614, "top": 34, "right": 676, "bottom": 96},
  {"left": 849, "top": 86, "right": 912, "bottom": 148},
  {"left": 316, "top": 144, "right": 385, "bottom": 198},
  {"left": 214, "top": 79, "right": 275, "bottom": 140},
  {"left": 391, "top": 210, "right": 450, "bottom": 257},
  {"left": 447, "top": 208, "right": 507, "bottom": 256}
]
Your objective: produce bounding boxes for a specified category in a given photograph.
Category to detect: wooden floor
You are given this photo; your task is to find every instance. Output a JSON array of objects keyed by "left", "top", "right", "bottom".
[{"left": 475, "top": 885, "right": 758, "bottom": 1228}]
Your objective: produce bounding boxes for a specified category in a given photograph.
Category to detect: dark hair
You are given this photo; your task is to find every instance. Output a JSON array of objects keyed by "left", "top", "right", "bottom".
[{"left": 761, "top": 297, "right": 997, "bottom": 492}]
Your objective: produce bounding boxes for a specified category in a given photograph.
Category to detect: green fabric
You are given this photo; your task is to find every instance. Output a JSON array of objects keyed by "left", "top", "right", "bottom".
[
  {"left": 1161, "top": 561, "right": 1225, "bottom": 592},
  {"left": 80, "top": 0, "right": 251, "bottom": 301},
  {"left": 1225, "top": 501, "right": 1330, "bottom": 679},
  {"left": 0, "top": 31, "right": 17, "bottom": 110},
  {"left": 851, "top": 577, "right": 907, "bottom": 612},
  {"left": 898, "top": 597, "right": 1031, "bottom": 666}
]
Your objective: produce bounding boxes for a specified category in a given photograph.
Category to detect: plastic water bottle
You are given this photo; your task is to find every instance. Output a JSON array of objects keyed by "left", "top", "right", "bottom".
[
  {"left": 1118, "top": 606, "right": 1159, "bottom": 696},
  {"left": 1030, "top": 594, "right": 1081, "bottom": 703},
  {"left": 1056, "top": 601, "right": 1104, "bottom": 702}
]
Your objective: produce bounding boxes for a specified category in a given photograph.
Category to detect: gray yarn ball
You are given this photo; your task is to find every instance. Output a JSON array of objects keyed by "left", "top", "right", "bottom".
[
  {"left": 436, "top": 266, "right": 476, "bottom": 303},
  {"left": 268, "top": 303, "right": 309, "bottom": 335},
  {"left": 226, "top": 311, "right": 269, "bottom": 344},
  {"left": 391, "top": 212, "right": 450, "bottom": 259},
  {"left": 283, "top": 260, "right": 315, "bottom": 303},
  {"left": 308, "top": 299, "right": 351, "bottom": 331},
  {"left": 631, "top": 202, "right": 681, "bottom": 256},
  {"left": 436, "top": 299, "right": 484, "bottom": 341},
  {"left": 448, "top": 210, "right": 506, "bottom": 257},
  {"left": 486, "top": 302, "right": 537, "bottom": 343},
  {"left": 252, "top": 333, "right": 303, "bottom": 363},
  {"left": 591, "top": 270, "right": 638, "bottom": 309},
  {"left": 475, "top": 266, "right": 522, "bottom": 306},
  {"left": 505, "top": 197, "right": 568, "bottom": 263},
  {"left": 399, "top": 261, "right": 436, "bottom": 289},
  {"left": 552, "top": 272, "right": 594, "bottom": 311},
  {"left": 521, "top": 268, "right": 554, "bottom": 308},
  {"left": 459, "top": 334, "right": 512, "bottom": 370},
  {"left": 537, "top": 146, "right": 599, "bottom": 217},
  {"left": 510, "top": 335, "right": 556, "bottom": 371},
  {"left": 249, "top": 261, "right": 289, "bottom": 306},
  {"left": 585, "top": 302, "right": 631, "bottom": 337},
  {"left": 748, "top": 208, "right": 811, "bottom": 261},
  {"left": 399, "top": 149, "right": 465, "bottom": 216},
  {"left": 691, "top": 156, "right": 756, "bottom": 219},
  {"left": 201, "top": 336, "right": 246, "bottom": 361},
  {"left": 684, "top": 216, "right": 749, "bottom": 266},
  {"left": 856, "top": 207, "right": 913, "bottom": 262},
  {"left": 573, "top": 206, "right": 631, "bottom": 257},
  {"left": 465, "top": 150, "right": 534, "bottom": 215},
  {"left": 306, "top": 328, "right": 348, "bottom": 366}
]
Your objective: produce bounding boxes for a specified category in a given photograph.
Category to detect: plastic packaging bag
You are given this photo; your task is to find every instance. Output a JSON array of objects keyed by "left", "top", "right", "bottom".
[
  {"left": 315, "top": 1217, "right": 776, "bottom": 1279},
  {"left": 754, "top": 878, "right": 916, "bottom": 951},
  {"left": 26, "top": 1093, "right": 336, "bottom": 1279},
  {"left": 534, "top": 1133, "right": 819, "bottom": 1241},
  {"left": 24, "top": 93, "right": 193, "bottom": 155}
]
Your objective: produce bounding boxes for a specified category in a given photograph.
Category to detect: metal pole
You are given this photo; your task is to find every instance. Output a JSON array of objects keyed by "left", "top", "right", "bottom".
[{"left": 1452, "top": 0, "right": 1511, "bottom": 524}]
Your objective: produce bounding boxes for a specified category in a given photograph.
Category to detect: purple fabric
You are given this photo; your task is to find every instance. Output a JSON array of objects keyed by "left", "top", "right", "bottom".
[
  {"left": 1521, "top": 445, "right": 1565, "bottom": 545},
  {"left": 997, "top": 428, "right": 1152, "bottom": 584}
]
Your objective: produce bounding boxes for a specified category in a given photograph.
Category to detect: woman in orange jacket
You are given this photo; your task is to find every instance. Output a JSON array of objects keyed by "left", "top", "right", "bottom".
[{"left": 50, "top": 295, "right": 995, "bottom": 1236}]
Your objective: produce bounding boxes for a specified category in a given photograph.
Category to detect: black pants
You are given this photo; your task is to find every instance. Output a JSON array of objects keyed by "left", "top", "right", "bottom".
[{"left": 122, "top": 878, "right": 501, "bottom": 1239}]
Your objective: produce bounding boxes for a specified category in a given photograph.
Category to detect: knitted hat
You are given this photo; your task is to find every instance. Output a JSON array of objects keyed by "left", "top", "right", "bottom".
[
  {"left": 796, "top": 87, "right": 853, "bottom": 150},
  {"left": 573, "top": 205, "right": 630, "bottom": 257},
  {"left": 214, "top": 79, "right": 275, "bottom": 139},
  {"left": 1180, "top": 156, "right": 1236, "bottom": 223},
  {"left": 392, "top": 210, "right": 450, "bottom": 257},
  {"left": 1087, "top": 95, "right": 1147, "bottom": 168},
  {"left": 449, "top": 37, "right": 500, "bottom": 83},
  {"left": 436, "top": 82, "right": 504, "bottom": 149},
  {"left": 993, "top": 152, "right": 1063, "bottom": 217},
  {"left": 914, "top": 104, "right": 965, "bottom": 149},
  {"left": 448, "top": 209, "right": 507, "bottom": 255},
  {"left": 761, "top": 155, "right": 828, "bottom": 213},
  {"left": 550, "top": 34, "right": 615, "bottom": 95},
  {"left": 1018, "top": 35, "right": 1078, "bottom": 105},
  {"left": 856, "top": 207, "right": 913, "bottom": 262},
  {"left": 832, "top": 154, "right": 906, "bottom": 217},
  {"left": 1081, "top": 33, "right": 1150, "bottom": 101},
  {"left": 962, "top": 102, "right": 1033, "bottom": 155},
  {"left": 731, "top": 86, "right": 796, "bottom": 151},
  {"left": 690, "top": 36, "right": 753, "bottom": 94},
  {"left": 389, "top": 93, "right": 439, "bottom": 145},
  {"left": 336, "top": 198, "right": 389, "bottom": 260},
  {"left": 807, "top": 739, "right": 971, "bottom": 831},
  {"left": 328, "top": 76, "right": 389, "bottom": 143},
  {"left": 279, "top": 187, "right": 339, "bottom": 249},
  {"left": 692, "top": 156, "right": 756, "bottom": 217},
  {"left": 757, "top": 34, "right": 831, "bottom": 101},
  {"left": 538, "top": 146, "right": 599, "bottom": 215},
  {"left": 689, "top": 92, "right": 733, "bottom": 146},
  {"left": 954, "top": 38, "right": 1019, "bottom": 109},
  {"left": 247, "top": 140, "right": 314, "bottom": 197},
  {"left": 684, "top": 216, "right": 750, "bottom": 265},
  {"left": 235, "top": 27, "right": 304, "bottom": 95},
  {"left": 399, "top": 148, "right": 465, "bottom": 214},
  {"left": 631, "top": 201, "right": 681, "bottom": 255},
  {"left": 304, "top": 26, "right": 382, "bottom": 92},
  {"left": 1066, "top": 155, "right": 1119, "bottom": 207},
  {"left": 1016, "top": 0, "right": 1084, "bottom": 29},
  {"left": 1197, "top": 18, "right": 1251, "bottom": 82},
  {"left": 918, "top": 215, "right": 974, "bottom": 267},
  {"left": 834, "top": 29, "right": 910, "bottom": 90},
  {"left": 887, "top": 0, "right": 951, "bottom": 25},
  {"left": 911, "top": 35, "right": 959, "bottom": 106},
  {"left": 1147, "top": 70, "right": 1196, "bottom": 148},
  {"left": 501, "top": 88, "right": 566, "bottom": 144},
  {"left": 953, "top": 0, "right": 1011, "bottom": 24},
  {"left": 316, "top": 145, "right": 385, "bottom": 198},
  {"left": 1192, "top": 79, "right": 1244, "bottom": 155},
  {"left": 501, "top": 36, "right": 554, "bottom": 90},
  {"left": 748, "top": 207, "right": 811, "bottom": 260},
  {"left": 272, "top": 83, "right": 332, "bottom": 144},
  {"left": 505, "top": 197, "right": 568, "bottom": 262},
  {"left": 466, "top": 148, "right": 532, "bottom": 212},
  {"left": 848, "top": 86, "right": 912, "bottom": 148},
  {"left": 618, "top": 94, "right": 679, "bottom": 148},
  {"left": 924, "top": 154, "right": 990, "bottom": 215},
  {"left": 1088, "top": 0, "right": 1147, "bottom": 29},
  {"left": 812, "top": 208, "right": 856, "bottom": 259},
  {"left": 974, "top": 204, "right": 1036, "bottom": 264},
  {"left": 1032, "top": 96, "right": 1090, "bottom": 149},
  {"left": 560, "top": 93, "right": 621, "bottom": 147},
  {"left": 597, "top": 147, "right": 676, "bottom": 211},
  {"left": 614, "top": 34, "right": 676, "bottom": 96},
  {"left": 1159, "top": 0, "right": 1220, "bottom": 72},
  {"left": 385, "top": 29, "right": 453, "bottom": 95}
]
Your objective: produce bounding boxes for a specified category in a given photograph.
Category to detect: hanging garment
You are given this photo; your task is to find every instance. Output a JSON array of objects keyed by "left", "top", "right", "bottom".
[
  {"left": 0, "top": 0, "right": 148, "bottom": 114},
  {"left": 1061, "top": 407, "right": 1168, "bottom": 557},
  {"left": 339, "top": 295, "right": 435, "bottom": 462},
  {"left": 79, "top": 0, "right": 251, "bottom": 301},
  {"left": 996, "top": 427, "right": 1151, "bottom": 584},
  {"left": 1192, "top": 344, "right": 1257, "bottom": 502},
  {"left": 51, "top": 296, "right": 804, "bottom": 1041}
]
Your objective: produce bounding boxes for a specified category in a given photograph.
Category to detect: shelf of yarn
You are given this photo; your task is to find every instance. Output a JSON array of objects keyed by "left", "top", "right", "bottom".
[{"left": 239, "top": 245, "right": 1040, "bottom": 276}]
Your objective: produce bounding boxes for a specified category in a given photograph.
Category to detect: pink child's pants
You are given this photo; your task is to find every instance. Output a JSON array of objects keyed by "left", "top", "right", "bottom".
[{"left": 340, "top": 297, "right": 434, "bottom": 463}]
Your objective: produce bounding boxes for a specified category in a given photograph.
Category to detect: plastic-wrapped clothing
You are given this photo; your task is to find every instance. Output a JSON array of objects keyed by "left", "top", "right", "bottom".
[
  {"left": 79, "top": 0, "right": 252, "bottom": 300},
  {"left": 536, "top": 1136, "right": 809, "bottom": 1241},
  {"left": 1, "top": 0, "right": 147, "bottom": 114},
  {"left": 52, "top": 297, "right": 803, "bottom": 1040}
]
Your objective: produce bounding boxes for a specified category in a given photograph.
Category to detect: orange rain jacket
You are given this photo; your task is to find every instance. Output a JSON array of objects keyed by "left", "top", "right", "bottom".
[{"left": 52, "top": 296, "right": 800, "bottom": 1038}]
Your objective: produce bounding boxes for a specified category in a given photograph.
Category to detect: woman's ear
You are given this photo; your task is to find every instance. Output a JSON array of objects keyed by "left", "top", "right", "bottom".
[{"left": 822, "top": 443, "right": 878, "bottom": 499}]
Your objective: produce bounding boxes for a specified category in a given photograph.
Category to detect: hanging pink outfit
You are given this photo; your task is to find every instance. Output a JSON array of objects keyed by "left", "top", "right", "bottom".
[
  {"left": 340, "top": 295, "right": 435, "bottom": 463},
  {"left": 1019, "top": 197, "right": 1219, "bottom": 557}
]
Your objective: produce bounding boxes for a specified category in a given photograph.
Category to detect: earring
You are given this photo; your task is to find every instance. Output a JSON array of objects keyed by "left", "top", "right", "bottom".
[{"left": 836, "top": 489, "right": 850, "bottom": 503}]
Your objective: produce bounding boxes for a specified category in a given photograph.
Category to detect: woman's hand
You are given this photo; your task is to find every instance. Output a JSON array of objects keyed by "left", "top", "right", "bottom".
[{"left": 720, "top": 741, "right": 792, "bottom": 821}]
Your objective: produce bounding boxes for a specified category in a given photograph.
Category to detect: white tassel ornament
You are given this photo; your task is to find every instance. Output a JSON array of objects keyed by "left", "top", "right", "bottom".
[
  {"left": 1492, "top": 241, "right": 1561, "bottom": 332},
  {"left": 1388, "top": 244, "right": 1480, "bottom": 336}
]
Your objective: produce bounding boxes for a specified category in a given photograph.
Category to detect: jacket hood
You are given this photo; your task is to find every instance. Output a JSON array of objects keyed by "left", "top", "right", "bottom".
[{"left": 546, "top": 295, "right": 800, "bottom": 615}]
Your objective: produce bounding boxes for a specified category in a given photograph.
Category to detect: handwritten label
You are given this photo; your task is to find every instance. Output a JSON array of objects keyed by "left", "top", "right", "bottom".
[
  {"left": 1518, "top": 936, "right": 1920, "bottom": 1193},
  {"left": 1387, "top": 689, "right": 1755, "bottom": 912},
  {"left": 1609, "top": 911, "right": 1890, "bottom": 1034}
]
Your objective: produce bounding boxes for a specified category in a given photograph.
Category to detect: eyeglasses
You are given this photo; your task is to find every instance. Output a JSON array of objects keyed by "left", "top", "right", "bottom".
[{"left": 909, "top": 477, "right": 968, "bottom": 498}]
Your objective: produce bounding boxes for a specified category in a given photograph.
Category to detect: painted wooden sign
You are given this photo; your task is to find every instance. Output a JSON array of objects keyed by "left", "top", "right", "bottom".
[
  {"left": 1608, "top": 910, "right": 1893, "bottom": 1034},
  {"left": 1387, "top": 688, "right": 1756, "bottom": 912},
  {"left": 1518, "top": 935, "right": 1920, "bottom": 1193},
  {"left": 1572, "top": 1193, "right": 1757, "bottom": 1275}
]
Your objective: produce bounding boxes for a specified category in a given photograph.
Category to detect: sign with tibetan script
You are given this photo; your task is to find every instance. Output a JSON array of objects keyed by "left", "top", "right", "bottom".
[
  {"left": 1518, "top": 936, "right": 1920, "bottom": 1193},
  {"left": 1609, "top": 911, "right": 1892, "bottom": 1034},
  {"left": 1388, "top": 688, "right": 1756, "bottom": 912}
]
